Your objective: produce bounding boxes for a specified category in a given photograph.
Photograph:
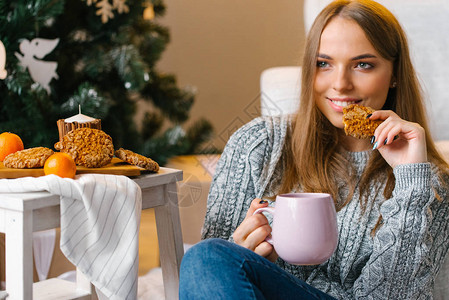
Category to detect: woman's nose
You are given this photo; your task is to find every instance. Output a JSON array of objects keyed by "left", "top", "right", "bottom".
[{"left": 332, "top": 68, "right": 353, "bottom": 92}]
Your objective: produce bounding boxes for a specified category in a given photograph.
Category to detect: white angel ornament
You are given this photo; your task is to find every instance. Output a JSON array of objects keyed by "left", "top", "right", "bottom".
[
  {"left": 0, "top": 40, "right": 7, "bottom": 80},
  {"left": 15, "top": 38, "right": 59, "bottom": 94}
]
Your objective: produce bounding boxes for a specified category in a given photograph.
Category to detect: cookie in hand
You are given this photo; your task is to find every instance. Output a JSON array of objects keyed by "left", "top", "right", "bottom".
[{"left": 342, "top": 104, "right": 382, "bottom": 139}]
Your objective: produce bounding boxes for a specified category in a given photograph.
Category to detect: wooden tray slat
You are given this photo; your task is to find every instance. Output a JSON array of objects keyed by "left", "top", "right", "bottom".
[{"left": 0, "top": 157, "right": 143, "bottom": 178}]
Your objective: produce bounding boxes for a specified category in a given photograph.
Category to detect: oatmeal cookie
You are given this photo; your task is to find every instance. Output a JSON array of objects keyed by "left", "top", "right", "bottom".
[
  {"left": 342, "top": 104, "right": 382, "bottom": 139},
  {"left": 115, "top": 148, "right": 159, "bottom": 172},
  {"left": 3, "top": 147, "right": 54, "bottom": 169},
  {"left": 54, "top": 128, "right": 114, "bottom": 168}
]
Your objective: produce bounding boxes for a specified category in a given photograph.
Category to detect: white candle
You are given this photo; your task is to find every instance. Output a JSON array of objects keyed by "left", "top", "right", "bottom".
[{"left": 64, "top": 105, "right": 96, "bottom": 123}]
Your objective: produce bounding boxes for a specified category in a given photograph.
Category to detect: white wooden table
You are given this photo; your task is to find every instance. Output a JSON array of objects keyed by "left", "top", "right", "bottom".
[{"left": 0, "top": 167, "right": 184, "bottom": 300}]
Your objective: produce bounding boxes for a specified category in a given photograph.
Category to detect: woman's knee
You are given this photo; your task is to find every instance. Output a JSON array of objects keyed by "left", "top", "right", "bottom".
[
  {"left": 180, "top": 239, "right": 232, "bottom": 285},
  {"left": 182, "top": 238, "right": 229, "bottom": 264},
  {"left": 180, "top": 239, "right": 251, "bottom": 298},
  {"left": 181, "top": 239, "right": 236, "bottom": 273}
]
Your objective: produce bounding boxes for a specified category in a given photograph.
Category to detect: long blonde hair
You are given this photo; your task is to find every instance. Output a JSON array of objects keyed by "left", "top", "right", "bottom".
[{"left": 280, "top": 0, "right": 449, "bottom": 212}]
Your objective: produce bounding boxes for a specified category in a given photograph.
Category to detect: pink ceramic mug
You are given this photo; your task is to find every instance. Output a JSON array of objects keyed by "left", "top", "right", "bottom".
[{"left": 254, "top": 193, "right": 338, "bottom": 265}]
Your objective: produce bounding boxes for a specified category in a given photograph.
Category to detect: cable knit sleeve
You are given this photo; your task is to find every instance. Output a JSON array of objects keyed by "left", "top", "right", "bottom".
[
  {"left": 308, "top": 163, "right": 449, "bottom": 299},
  {"left": 201, "top": 116, "right": 288, "bottom": 241}
]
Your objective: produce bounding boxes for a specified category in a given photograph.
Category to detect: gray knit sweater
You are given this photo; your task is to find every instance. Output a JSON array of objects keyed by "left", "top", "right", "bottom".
[{"left": 201, "top": 116, "right": 449, "bottom": 299}]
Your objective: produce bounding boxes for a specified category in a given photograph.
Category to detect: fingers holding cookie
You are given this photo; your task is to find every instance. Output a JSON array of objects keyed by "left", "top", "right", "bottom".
[
  {"left": 369, "top": 110, "right": 423, "bottom": 147},
  {"left": 368, "top": 110, "right": 427, "bottom": 167},
  {"left": 368, "top": 110, "right": 398, "bottom": 147}
]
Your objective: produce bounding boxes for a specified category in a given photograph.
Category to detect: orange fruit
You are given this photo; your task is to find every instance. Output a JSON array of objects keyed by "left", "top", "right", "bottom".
[
  {"left": 0, "top": 132, "right": 24, "bottom": 161},
  {"left": 44, "top": 152, "right": 77, "bottom": 179}
]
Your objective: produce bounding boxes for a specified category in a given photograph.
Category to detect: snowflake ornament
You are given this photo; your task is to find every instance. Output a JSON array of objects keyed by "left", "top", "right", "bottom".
[
  {"left": 84, "top": 0, "right": 129, "bottom": 23},
  {"left": 113, "top": 0, "right": 129, "bottom": 14}
]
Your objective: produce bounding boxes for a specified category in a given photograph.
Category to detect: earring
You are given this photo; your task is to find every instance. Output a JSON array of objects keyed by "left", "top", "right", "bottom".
[{"left": 391, "top": 82, "right": 397, "bottom": 88}]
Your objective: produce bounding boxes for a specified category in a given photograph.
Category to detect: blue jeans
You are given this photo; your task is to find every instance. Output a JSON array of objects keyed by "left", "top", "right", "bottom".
[{"left": 179, "top": 238, "right": 336, "bottom": 300}]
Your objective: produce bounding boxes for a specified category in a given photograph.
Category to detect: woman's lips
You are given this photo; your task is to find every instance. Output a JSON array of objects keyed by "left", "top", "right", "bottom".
[{"left": 327, "top": 98, "right": 361, "bottom": 112}]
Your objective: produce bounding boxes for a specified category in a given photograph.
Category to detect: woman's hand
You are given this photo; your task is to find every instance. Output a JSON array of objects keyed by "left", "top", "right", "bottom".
[
  {"left": 369, "top": 110, "right": 427, "bottom": 168},
  {"left": 232, "top": 198, "right": 278, "bottom": 262}
]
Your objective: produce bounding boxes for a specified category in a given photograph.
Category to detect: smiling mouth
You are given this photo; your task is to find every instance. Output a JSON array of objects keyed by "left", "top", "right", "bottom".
[{"left": 330, "top": 99, "right": 361, "bottom": 107}]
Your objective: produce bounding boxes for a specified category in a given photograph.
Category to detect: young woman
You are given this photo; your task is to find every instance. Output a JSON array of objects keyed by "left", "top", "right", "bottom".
[{"left": 179, "top": 0, "right": 449, "bottom": 298}]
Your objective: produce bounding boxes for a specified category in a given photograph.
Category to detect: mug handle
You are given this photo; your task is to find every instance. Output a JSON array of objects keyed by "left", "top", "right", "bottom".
[{"left": 253, "top": 207, "right": 275, "bottom": 244}]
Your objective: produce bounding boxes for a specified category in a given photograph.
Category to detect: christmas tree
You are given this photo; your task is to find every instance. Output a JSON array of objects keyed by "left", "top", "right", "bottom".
[{"left": 0, "top": 0, "right": 214, "bottom": 165}]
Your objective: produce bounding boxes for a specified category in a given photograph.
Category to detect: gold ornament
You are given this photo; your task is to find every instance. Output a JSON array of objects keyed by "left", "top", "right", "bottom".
[{"left": 143, "top": 3, "right": 155, "bottom": 20}]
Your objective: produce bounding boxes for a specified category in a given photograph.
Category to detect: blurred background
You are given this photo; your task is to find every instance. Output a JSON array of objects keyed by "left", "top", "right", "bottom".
[{"left": 144, "top": 0, "right": 305, "bottom": 150}]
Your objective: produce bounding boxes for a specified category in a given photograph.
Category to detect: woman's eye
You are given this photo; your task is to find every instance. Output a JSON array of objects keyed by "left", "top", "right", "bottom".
[
  {"left": 317, "top": 61, "right": 329, "bottom": 68},
  {"left": 357, "top": 62, "right": 373, "bottom": 69}
]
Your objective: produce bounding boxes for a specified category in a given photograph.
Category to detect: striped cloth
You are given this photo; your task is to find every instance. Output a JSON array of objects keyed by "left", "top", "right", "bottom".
[{"left": 0, "top": 174, "right": 142, "bottom": 300}]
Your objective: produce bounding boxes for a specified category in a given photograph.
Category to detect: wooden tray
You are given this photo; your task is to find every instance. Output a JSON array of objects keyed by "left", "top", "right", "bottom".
[{"left": 0, "top": 157, "right": 144, "bottom": 178}]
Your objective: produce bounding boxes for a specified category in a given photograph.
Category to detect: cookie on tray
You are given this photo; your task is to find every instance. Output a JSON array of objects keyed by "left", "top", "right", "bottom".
[
  {"left": 115, "top": 148, "right": 159, "bottom": 172},
  {"left": 3, "top": 147, "right": 54, "bottom": 169},
  {"left": 342, "top": 104, "right": 382, "bottom": 139},
  {"left": 54, "top": 128, "right": 114, "bottom": 168}
]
